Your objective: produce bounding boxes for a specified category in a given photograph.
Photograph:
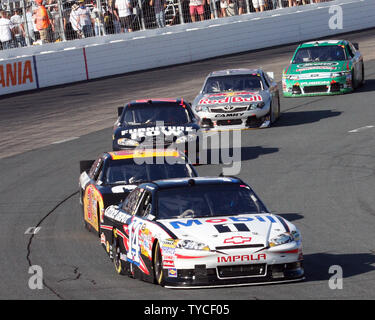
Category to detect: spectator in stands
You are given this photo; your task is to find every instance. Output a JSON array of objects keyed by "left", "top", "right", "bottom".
[
  {"left": 77, "top": 0, "right": 94, "bottom": 37},
  {"left": 50, "top": 4, "right": 64, "bottom": 41},
  {"left": 237, "top": 0, "right": 246, "bottom": 15},
  {"left": 114, "top": 0, "right": 133, "bottom": 32},
  {"left": 189, "top": 0, "right": 206, "bottom": 22},
  {"left": 0, "top": 10, "right": 14, "bottom": 50},
  {"left": 252, "top": 0, "right": 265, "bottom": 12},
  {"left": 34, "top": 0, "right": 53, "bottom": 43},
  {"left": 267, "top": 0, "right": 278, "bottom": 9},
  {"left": 11, "top": 9, "right": 26, "bottom": 47},
  {"left": 209, "top": 0, "right": 220, "bottom": 18},
  {"left": 288, "top": 0, "right": 297, "bottom": 6},
  {"left": 102, "top": 4, "right": 115, "bottom": 34},
  {"left": 25, "top": 5, "right": 35, "bottom": 44},
  {"left": 226, "top": 0, "right": 237, "bottom": 16},
  {"left": 220, "top": 0, "right": 228, "bottom": 17},
  {"left": 150, "top": 0, "right": 166, "bottom": 28},
  {"left": 69, "top": 3, "right": 82, "bottom": 38},
  {"left": 91, "top": 1, "right": 106, "bottom": 36}
]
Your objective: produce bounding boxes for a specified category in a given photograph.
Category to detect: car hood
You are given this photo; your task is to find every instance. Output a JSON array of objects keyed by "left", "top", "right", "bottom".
[
  {"left": 114, "top": 123, "right": 199, "bottom": 140},
  {"left": 285, "top": 61, "right": 348, "bottom": 75},
  {"left": 158, "top": 214, "right": 294, "bottom": 248},
  {"left": 194, "top": 91, "right": 269, "bottom": 108}
]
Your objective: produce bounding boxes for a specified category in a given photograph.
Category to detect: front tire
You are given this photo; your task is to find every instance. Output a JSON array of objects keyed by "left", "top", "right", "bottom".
[
  {"left": 153, "top": 241, "right": 164, "bottom": 286},
  {"left": 360, "top": 63, "right": 365, "bottom": 87}
]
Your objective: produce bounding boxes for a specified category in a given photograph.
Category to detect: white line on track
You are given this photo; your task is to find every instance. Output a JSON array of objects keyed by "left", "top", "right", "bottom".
[
  {"left": 348, "top": 126, "right": 374, "bottom": 133},
  {"left": 25, "top": 227, "right": 41, "bottom": 235},
  {"left": 51, "top": 137, "right": 79, "bottom": 144}
]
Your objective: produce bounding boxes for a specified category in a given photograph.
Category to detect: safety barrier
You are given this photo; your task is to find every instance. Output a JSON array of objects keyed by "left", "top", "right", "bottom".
[{"left": 0, "top": 0, "right": 374, "bottom": 96}]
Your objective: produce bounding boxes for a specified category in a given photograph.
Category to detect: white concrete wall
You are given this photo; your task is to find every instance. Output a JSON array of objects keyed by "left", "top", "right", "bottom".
[{"left": 0, "top": 0, "right": 374, "bottom": 96}]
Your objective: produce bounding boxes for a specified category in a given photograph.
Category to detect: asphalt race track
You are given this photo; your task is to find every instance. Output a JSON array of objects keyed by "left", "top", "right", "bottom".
[{"left": 1, "top": 29, "right": 375, "bottom": 300}]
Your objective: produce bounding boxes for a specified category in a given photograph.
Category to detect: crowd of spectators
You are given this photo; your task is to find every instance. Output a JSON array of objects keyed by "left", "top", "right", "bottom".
[{"left": 0, "top": 0, "right": 333, "bottom": 50}]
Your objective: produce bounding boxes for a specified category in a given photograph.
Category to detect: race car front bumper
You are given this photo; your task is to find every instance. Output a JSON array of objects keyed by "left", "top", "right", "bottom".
[
  {"left": 161, "top": 243, "right": 304, "bottom": 288},
  {"left": 197, "top": 105, "right": 271, "bottom": 130},
  {"left": 282, "top": 75, "right": 353, "bottom": 97},
  {"left": 162, "top": 261, "right": 304, "bottom": 288}
]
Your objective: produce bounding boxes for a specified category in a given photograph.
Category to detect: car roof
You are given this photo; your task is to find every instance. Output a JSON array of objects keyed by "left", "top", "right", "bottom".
[
  {"left": 147, "top": 176, "right": 243, "bottom": 189},
  {"left": 127, "top": 98, "right": 184, "bottom": 105},
  {"left": 207, "top": 69, "right": 263, "bottom": 77},
  {"left": 299, "top": 40, "right": 347, "bottom": 48},
  {"left": 105, "top": 149, "right": 182, "bottom": 160}
]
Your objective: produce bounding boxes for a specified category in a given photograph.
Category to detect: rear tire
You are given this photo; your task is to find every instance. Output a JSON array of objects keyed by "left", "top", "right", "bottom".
[{"left": 112, "top": 237, "right": 127, "bottom": 275}]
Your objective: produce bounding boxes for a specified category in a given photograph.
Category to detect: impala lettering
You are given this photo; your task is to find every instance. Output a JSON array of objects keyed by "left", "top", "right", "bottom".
[{"left": 217, "top": 254, "right": 266, "bottom": 263}]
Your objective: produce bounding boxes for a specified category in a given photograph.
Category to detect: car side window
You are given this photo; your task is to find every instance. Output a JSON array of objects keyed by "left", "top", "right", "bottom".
[
  {"left": 89, "top": 157, "right": 102, "bottom": 180},
  {"left": 135, "top": 191, "right": 153, "bottom": 217},
  {"left": 93, "top": 159, "right": 104, "bottom": 182},
  {"left": 262, "top": 73, "right": 270, "bottom": 89},
  {"left": 347, "top": 45, "right": 355, "bottom": 58},
  {"left": 122, "top": 188, "right": 142, "bottom": 215}
]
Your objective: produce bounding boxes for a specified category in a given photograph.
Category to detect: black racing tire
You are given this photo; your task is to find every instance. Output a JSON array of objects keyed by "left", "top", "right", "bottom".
[
  {"left": 112, "top": 237, "right": 127, "bottom": 276},
  {"left": 95, "top": 203, "right": 101, "bottom": 237},
  {"left": 352, "top": 69, "right": 357, "bottom": 90},
  {"left": 269, "top": 102, "right": 275, "bottom": 125},
  {"left": 153, "top": 241, "right": 165, "bottom": 286},
  {"left": 360, "top": 63, "right": 365, "bottom": 87}
]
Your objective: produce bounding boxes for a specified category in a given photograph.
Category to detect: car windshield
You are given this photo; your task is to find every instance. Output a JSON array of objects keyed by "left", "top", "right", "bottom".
[
  {"left": 292, "top": 45, "right": 346, "bottom": 63},
  {"left": 104, "top": 158, "right": 194, "bottom": 185},
  {"left": 156, "top": 184, "right": 267, "bottom": 219},
  {"left": 122, "top": 103, "right": 190, "bottom": 126},
  {"left": 203, "top": 75, "right": 263, "bottom": 93}
]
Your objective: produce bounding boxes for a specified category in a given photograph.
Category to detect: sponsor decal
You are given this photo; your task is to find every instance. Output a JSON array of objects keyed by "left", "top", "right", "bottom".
[
  {"left": 162, "top": 239, "right": 178, "bottom": 248},
  {"left": 168, "top": 268, "right": 178, "bottom": 277},
  {"left": 217, "top": 254, "right": 266, "bottom": 263},
  {"left": 214, "top": 113, "right": 245, "bottom": 118},
  {"left": 199, "top": 94, "right": 262, "bottom": 105},
  {"left": 104, "top": 207, "right": 130, "bottom": 224},
  {"left": 224, "top": 236, "right": 252, "bottom": 244},
  {"left": 111, "top": 185, "right": 137, "bottom": 193},
  {"left": 121, "top": 126, "right": 194, "bottom": 139},
  {"left": 100, "top": 233, "right": 106, "bottom": 245},
  {"left": 0, "top": 60, "right": 34, "bottom": 88},
  {"left": 163, "top": 259, "right": 175, "bottom": 268},
  {"left": 301, "top": 81, "right": 329, "bottom": 86},
  {"left": 169, "top": 215, "right": 276, "bottom": 229},
  {"left": 139, "top": 226, "right": 153, "bottom": 259}
]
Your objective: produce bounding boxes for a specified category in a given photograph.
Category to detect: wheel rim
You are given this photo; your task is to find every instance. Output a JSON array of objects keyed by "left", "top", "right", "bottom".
[{"left": 113, "top": 244, "right": 122, "bottom": 273}]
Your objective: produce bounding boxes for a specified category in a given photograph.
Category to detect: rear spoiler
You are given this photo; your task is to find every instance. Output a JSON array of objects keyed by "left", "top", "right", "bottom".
[
  {"left": 118, "top": 106, "right": 124, "bottom": 117},
  {"left": 80, "top": 160, "right": 95, "bottom": 174}
]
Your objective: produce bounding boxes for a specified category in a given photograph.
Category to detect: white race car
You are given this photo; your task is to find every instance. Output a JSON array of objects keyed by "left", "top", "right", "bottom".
[
  {"left": 192, "top": 69, "right": 281, "bottom": 130},
  {"left": 100, "top": 177, "right": 304, "bottom": 288}
]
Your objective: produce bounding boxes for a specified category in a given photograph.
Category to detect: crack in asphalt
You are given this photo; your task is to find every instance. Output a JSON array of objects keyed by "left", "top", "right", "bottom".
[{"left": 26, "top": 190, "right": 79, "bottom": 300}]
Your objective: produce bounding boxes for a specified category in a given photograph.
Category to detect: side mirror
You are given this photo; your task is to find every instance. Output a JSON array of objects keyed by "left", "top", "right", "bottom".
[
  {"left": 353, "top": 43, "right": 359, "bottom": 50},
  {"left": 117, "top": 106, "right": 124, "bottom": 117}
]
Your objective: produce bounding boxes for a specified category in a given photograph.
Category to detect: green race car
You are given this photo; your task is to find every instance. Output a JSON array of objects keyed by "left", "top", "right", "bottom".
[{"left": 282, "top": 40, "right": 364, "bottom": 97}]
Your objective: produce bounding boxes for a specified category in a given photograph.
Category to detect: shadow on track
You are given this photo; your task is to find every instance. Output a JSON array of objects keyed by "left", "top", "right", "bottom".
[
  {"left": 355, "top": 78, "right": 375, "bottom": 93},
  {"left": 198, "top": 145, "right": 279, "bottom": 165},
  {"left": 303, "top": 252, "right": 375, "bottom": 282},
  {"left": 276, "top": 110, "right": 342, "bottom": 127}
]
